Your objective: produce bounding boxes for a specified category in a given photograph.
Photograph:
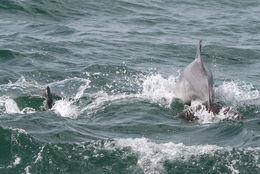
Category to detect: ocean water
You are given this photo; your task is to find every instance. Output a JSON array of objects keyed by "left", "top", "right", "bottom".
[{"left": 0, "top": 0, "right": 260, "bottom": 173}]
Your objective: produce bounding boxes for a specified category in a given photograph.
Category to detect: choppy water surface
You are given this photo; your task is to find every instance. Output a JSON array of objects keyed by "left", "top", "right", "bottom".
[{"left": 0, "top": 0, "right": 260, "bottom": 173}]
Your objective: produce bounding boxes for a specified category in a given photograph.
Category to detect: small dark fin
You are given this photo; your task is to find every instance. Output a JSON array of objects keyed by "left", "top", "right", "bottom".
[{"left": 46, "top": 86, "right": 53, "bottom": 110}]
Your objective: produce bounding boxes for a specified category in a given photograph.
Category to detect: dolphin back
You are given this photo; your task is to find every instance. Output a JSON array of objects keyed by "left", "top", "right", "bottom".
[
  {"left": 194, "top": 40, "right": 214, "bottom": 107},
  {"left": 195, "top": 40, "right": 207, "bottom": 75},
  {"left": 175, "top": 40, "right": 214, "bottom": 107}
]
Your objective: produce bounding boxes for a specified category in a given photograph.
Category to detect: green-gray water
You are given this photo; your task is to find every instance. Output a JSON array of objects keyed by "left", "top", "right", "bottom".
[{"left": 0, "top": 0, "right": 260, "bottom": 173}]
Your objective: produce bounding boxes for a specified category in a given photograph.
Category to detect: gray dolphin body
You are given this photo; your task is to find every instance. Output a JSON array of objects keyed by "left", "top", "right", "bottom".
[
  {"left": 174, "top": 40, "right": 244, "bottom": 121},
  {"left": 175, "top": 40, "right": 214, "bottom": 107}
]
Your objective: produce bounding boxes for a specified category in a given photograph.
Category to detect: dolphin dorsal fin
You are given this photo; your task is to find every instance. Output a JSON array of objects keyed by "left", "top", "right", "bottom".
[
  {"left": 207, "top": 79, "right": 212, "bottom": 108},
  {"left": 46, "top": 86, "right": 53, "bottom": 110},
  {"left": 195, "top": 40, "right": 211, "bottom": 107},
  {"left": 195, "top": 40, "right": 202, "bottom": 60},
  {"left": 195, "top": 40, "right": 207, "bottom": 73}
]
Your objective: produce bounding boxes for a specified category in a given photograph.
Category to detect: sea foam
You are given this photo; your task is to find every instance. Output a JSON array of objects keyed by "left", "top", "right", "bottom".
[{"left": 106, "top": 137, "right": 259, "bottom": 174}]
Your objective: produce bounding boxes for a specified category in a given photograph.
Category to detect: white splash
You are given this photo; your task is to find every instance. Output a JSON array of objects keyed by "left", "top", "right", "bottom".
[
  {"left": 194, "top": 105, "right": 228, "bottom": 124},
  {"left": 189, "top": 101, "right": 223, "bottom": 124},
  {"left": 190, "top": 101, "right": 216, "bottom": 124},
  {"left": 52, "top": 99, "right": 78, "bottom": 119},
  {"left": 187, "top": 101, "right": 244, "bottom": 124},
  {"left": 5, "top": 98, "right": 21, "bottom": 114},
  {"left": 141, "top": 74, "right": 178, "bottom": 108},
  {"left": 0, "top": 96, "right": 37, "bottom": 115},
  {"left": 215, "top": 81, "right": 259, "bottom": 105},
  {"left": 13, "top": 156, "right": 21, "bottom": 166},
  {"left": 113, "top": 138, "right": 224, "bottom": 174}
]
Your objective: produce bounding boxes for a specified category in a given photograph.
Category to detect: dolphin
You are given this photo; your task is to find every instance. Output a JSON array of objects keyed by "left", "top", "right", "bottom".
[
  {"left": 175, "top": 40, "right": 214, "bottom": 108},
  {"left": 45, "top": 86, "right": 53, "bottom": 110},
  {"left": 45, "top": 86, "right": 62, "bottom": 110},
  {"left": 174, "top": 40, "right": 244, "bottom": 121}
]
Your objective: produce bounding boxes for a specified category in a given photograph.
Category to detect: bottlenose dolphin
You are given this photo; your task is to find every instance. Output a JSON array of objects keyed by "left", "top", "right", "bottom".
[
  {"left": 174, "top": 40, "right": 244, "bottom": 121},
  {"left": 175, "top": 40, "right": 214, "bottom": 107}
]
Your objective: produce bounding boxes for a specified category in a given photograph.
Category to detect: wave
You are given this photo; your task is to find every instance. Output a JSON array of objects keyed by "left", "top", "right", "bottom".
[
  {"left": 0, "top": 0, "right": 142, "bottom": 21},
  {"left": 0, "top": 127, "right": 40, "bottom": 170},
  {"left": 0, "top": 0, "right": 74, "bottom": 20},
  {"left": 111, "top": 137, "right": 260, "bottom": 174},
  {"left": 1, "top": 126, "right": 258, "bottom": 174},
  {"left": 0, "top": 49, "right": 23, "bottom": 60},
  {"left": 0, "top": 69, "right": 259, "bottom": 122}
]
